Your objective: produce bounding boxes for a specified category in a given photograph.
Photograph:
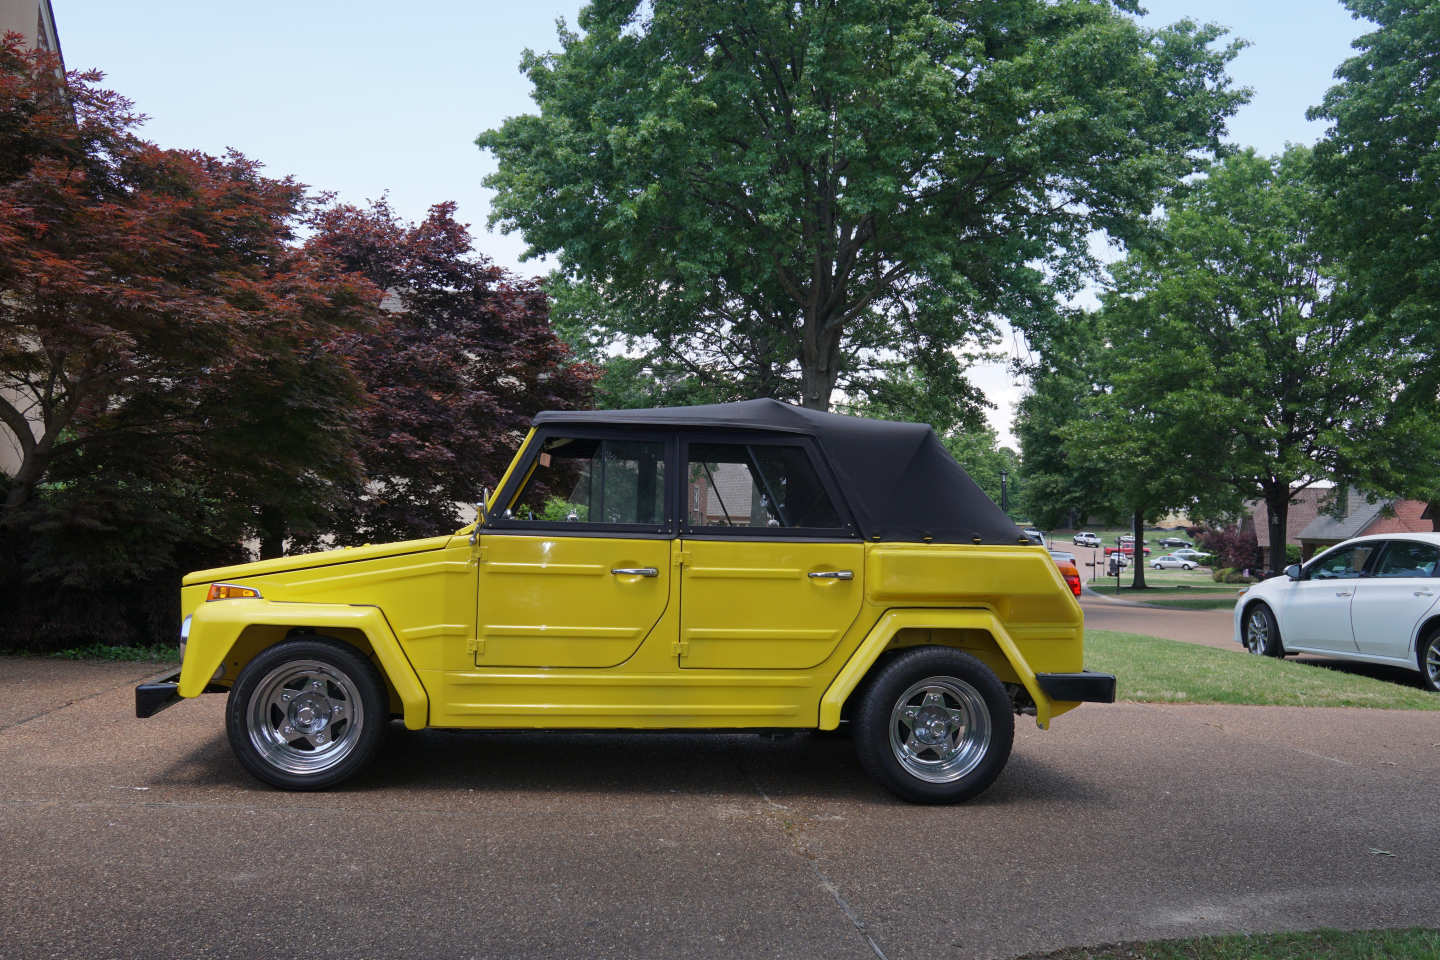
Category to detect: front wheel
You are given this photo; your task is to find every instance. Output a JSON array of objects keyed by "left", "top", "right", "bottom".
[
  {"left": 225, "top": 637, "right": 387, "bottom": 790},
  {"left": 852, "top": 647, "right": 1014, "bottom": 803},
  {"left": 1243, "top": 603, "right": 1285, "bottom": 658},
  {"left": 1419, "top": 629, "right": 1440, "bottom": 693}
]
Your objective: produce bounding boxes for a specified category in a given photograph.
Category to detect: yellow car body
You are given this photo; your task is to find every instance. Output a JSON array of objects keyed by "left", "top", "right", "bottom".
[{"left": 140, "top": 400, "right": 1112, "bottom": 802}]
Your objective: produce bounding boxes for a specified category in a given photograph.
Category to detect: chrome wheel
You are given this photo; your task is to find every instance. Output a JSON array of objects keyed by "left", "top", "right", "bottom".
[
  {"left": 1245, "top": 609, "right": 1271, "bottom": 655},
  {"left": 887, "top": 676, "right": 991, "bottom": 784},
  {"left": 1424, "top": 636, "right": 1440, "bottom": 691},
  {"left": 245, "top": 659, "right": 365, "bottom": 776}
]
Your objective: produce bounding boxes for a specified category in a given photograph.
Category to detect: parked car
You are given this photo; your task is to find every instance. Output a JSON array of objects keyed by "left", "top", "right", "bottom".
[
  {"left": 1049, "top": 549, "right": 1078, "bottom": 567},
  {"left": 1234, "top": 533, "right": 1440, "bottom": 692},
  {"left": 1171, "top": 548, "right": 1210, "bottom": 563},
  {"left": 1073, "top": 532, "right": 1101, "bottom": 547},
  {"left": 1157, "top": 537, "right": 1192, "bottom": 548},
  {"left": 137, "top": 399, "right": 1114, "bottom": 803},
  {"left": 1106, "top": 543, "right": 1151, "bottom": 557},
  {"left": 1152, "top": 554, "right": 1197, "bottom": 570},
  {"left": 1023, "top": 527, "right": 1048, "bottom": 549}
]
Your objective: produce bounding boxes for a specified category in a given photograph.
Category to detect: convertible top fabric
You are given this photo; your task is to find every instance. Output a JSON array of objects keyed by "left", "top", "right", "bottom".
[{"left": 532, "top": 399, "right": 1027, "bottom": 545}]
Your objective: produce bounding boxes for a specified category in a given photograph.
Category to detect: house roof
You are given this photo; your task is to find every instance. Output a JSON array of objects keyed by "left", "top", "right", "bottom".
[
  {"left": 533, "top": 399, "right": 1024, "bottom": 545},
  {"left": 1297, "top": 492, "right": 1390, "bottom": 543},
  {"left": 1244, "top": 488, "right": 1328, "bottom": 548}
]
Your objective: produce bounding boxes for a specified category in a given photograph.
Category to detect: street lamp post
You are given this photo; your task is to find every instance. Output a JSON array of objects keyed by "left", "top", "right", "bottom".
[{"left": 1000, "top": 469, "right": 1009, "bottom": 515}]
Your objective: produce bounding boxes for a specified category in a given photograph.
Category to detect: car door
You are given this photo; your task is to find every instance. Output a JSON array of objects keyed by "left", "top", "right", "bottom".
[
  {"left": 1349, "top": 540, "right": 1440, "bottom": 660},
  {"left": 474, "top": 429, "right": 674, "bottom": 668},
  {"left": 676, "top": 437, "right": 864, "bottom": 670},
  {"left": 1281, "top": 542, "right": 1380, "bottom": 652}
]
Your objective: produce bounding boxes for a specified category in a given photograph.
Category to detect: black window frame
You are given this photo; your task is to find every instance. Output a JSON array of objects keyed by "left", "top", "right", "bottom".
[
  {"left": 677, "top": 431, "right": 860, "bottom": 541},
  {"left": 484, "top": 426, "right": 677, "bottom": 539}
]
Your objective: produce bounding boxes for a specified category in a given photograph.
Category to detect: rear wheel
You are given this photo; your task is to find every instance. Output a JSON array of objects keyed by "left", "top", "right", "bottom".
[
  {"left": 1243, "top": 603, "right": 1284, "bottom": 658},
  {"left": 225, "top": 637, "right": 387, "bottom": 790},
  {"left": 1419, "top": 629, "right": 1440, "bottom": 693},
  {"left": 853, "top": 647, "right": 1014, "bottom": 803}
]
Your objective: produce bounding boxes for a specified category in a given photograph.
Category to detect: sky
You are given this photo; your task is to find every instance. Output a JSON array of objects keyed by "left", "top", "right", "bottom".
[{"left": 54, "top": 0, "right": 1371, "bottom": 446}]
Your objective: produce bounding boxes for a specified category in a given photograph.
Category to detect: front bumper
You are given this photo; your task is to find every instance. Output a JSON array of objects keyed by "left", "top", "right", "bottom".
[
  {"left": 135, "top": 671, "right": 183, "bottom": 718},
  {"left": 1035, "top": 670, "right": 1117, "bottom": 703}
]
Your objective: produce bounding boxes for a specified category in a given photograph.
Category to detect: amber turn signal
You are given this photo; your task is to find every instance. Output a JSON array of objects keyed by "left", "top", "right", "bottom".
[{"left": 206, "top": 582, "right": 262, "bottom": 601}]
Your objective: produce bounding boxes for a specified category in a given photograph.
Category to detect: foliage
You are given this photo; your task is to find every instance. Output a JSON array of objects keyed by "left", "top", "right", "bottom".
[
  {"left": 480, "top": 0, "right": 1247, "bottom": 412},
  {"left": 1310, "top": 0, "right": 1440, "bottom": 405},
  {"left": 1082, "top": 147, "right": 1439, "bottom": 575},
  {"left": 1196, "top": 525, "right": 1262, "bottom": 573},
  {"left": 304, "top": 200, "right": 595, "bottom": 545}
]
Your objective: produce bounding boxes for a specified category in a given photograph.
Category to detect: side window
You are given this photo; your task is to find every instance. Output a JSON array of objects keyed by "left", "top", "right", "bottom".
[
  {"left": 505, "top": 436, "right": 666, "bottom": 526},
  {"left": 1305, "top": 544, "right": 1377, "bottom": 580},
  {"left": 686, "top": 442, "right": 844, "bottom": 532},
  {"left": 1372, "top": 541, "right": 1440, "bottom": 579}
]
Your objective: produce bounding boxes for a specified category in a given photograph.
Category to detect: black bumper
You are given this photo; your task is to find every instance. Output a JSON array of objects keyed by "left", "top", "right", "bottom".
[
  {"left": 1035, "top": 670, "right": 1117, "bottom": 703},
  {"left": 135, "top": 671, "right": 182, "bottom": 718}
]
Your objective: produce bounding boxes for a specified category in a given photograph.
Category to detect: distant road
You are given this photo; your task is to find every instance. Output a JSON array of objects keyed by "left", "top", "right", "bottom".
[{"left": 1080, "top": 592, "right": 1239, "bottom": 650}]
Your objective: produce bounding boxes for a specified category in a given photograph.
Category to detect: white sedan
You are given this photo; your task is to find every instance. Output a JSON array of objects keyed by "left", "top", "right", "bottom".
[
  {"left": 1151, "top": 554, "right": 1197, "bottom": 570},
  {"left": 1233, "top": 533, "right": 1440, "bottom": 692}
]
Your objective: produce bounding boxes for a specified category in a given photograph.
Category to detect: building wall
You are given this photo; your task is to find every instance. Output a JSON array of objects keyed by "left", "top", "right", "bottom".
[{"left": 1241, "top": 488, "right": 1328, "bottom": 568}]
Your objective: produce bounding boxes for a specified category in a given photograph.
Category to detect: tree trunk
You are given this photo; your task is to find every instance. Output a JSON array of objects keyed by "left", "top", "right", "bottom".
[
  {"left": 1129, "top": 509, "right": 1147, "bottom": 589},
  {"left": 799, "top": 312, "right": 842, "bottom": 410},
  {"left": 258, "top": 505, "right": 286, "bottom": 560},
  {"left": 1265, "top": 487, "right": 1290, "bottom": 578}
]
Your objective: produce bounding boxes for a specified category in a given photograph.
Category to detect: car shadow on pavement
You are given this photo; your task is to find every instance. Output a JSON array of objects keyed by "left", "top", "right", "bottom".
[{"left": 1289, "top": 655, "right": 1430, "bottom": 691}]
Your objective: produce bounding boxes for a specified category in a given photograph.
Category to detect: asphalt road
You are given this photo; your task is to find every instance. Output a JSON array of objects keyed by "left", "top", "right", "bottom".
[{"left": 2, "top": 656, "right": 1438, "bottom": 960}]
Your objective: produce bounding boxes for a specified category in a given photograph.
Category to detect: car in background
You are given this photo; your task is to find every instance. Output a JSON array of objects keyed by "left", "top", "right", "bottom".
[
  {"left": 1073, "top": 532, "right": 1101, "bottom": 547},
  {"left": 1049, "top": 549, "right": 1077, "bottom": 565},
  {"left": 1151, "top": 554, "right": 1197, "bottom": 570},
  {"left": 1157, "top": 537, "right": 1192, "bottom": 548},
  {"left": 1023, "top": 527, "right": 1048, "bottom": 549},
  {"left": 1171, "top": 548, "right": 1210, "bottom": 563},
  {"left": 1106, "top": 543, "right": 1151, "bottom": 557},
  {"left": 1234, "top": 533, "right": 1440, "bottom": 692}
]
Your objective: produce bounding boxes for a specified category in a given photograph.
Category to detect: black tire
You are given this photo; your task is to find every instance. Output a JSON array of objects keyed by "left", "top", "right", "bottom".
[
  {"left": 225, "top": 637, "right": 387, "bottom": 790},
  {"left": 1242, "top": 602, "right": 1285, "bottom": 658},
  {"left": 1418, "top": 629, "right": 1440, "bottom": 693},
  {"left": 852, "top": 647, "right": 1014, "bottom": 803}
]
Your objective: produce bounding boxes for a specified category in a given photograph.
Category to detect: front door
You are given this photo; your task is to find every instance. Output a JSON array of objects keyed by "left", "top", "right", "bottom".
[
  {"left": 676, "top": 438, "right": 863, "bottom": 669},
  {"left": 474, "top": 431, "right": 674, "bottom": 668},
  {"left": 1283, "top": 542, "right": 1380, "bottom": 652}
]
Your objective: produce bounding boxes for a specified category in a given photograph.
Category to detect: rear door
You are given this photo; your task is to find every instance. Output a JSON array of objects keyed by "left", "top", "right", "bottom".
[
  {"left": 1350, "top": 540, "right": 1440, "bottom": 660},
  {"left": 676, "top": 437, "right": 864, "bottom": 670}
]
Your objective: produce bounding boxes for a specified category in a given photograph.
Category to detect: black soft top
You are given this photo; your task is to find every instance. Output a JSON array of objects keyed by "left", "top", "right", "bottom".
[{"left": 532, "top": 399, "right": 1025, "bottom": 545}]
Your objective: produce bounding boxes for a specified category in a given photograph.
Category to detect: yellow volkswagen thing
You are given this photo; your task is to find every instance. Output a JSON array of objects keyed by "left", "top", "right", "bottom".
[{"left": 137, "top": 400, "right": 1114, "bottom": 802}]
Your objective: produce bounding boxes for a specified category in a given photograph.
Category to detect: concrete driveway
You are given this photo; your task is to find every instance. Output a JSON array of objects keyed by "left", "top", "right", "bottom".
[{"left": 2, "top": 656, "right": 1438, "bottom": 960}]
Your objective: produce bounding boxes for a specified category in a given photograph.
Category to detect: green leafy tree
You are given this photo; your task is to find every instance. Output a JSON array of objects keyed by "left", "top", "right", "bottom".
[
  {"left": 479, "top": 0, "right": 1247, "bottom": 413},
  {"left": 1310, "top": 0, "right": 1440, "bottom": 398},
  {"left": 1091, "top": 147, "right": 1437, "bottom": 577}
]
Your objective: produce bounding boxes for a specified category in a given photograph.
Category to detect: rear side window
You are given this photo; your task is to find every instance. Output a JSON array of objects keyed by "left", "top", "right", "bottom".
[
  {"left": 686, "top": 442, "right": 844, "bottom": 533},
  {"left": 1372, "top": 541, "right": 1440, "bottom": 578}
]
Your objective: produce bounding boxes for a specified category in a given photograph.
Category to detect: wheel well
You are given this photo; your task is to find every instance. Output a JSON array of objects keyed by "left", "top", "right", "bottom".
[
  {"left": 843, "top": 627, "right": 1022, "bottom": 718},
  {"left": 219, "top": 625, "right": 403, "bottom": 715},
  {"left": 1416, "top": 616, "right": 1440, "bottom": 660}
]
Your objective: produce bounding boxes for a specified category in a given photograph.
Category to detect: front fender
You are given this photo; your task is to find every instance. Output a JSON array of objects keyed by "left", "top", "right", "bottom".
[
  {"left": 180, "top": 600, "right": 428, "bottom": 729},
  {"left": 819, "top": 608, "right": 1055, "bottom": 730}
]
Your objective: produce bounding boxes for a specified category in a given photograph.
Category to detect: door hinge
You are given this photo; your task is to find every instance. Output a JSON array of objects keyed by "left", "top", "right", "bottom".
[
  {"left": 467, "top": 636, "right": 485, "bottom": 657},
  {"left": 671, "top": 638, "right": 689, "bottom": 656},
  {"left": 673, "top": 550, "right": 692, "bottom": 568}
]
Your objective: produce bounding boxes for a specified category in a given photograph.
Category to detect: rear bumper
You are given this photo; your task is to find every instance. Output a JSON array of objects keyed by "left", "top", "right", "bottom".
[
  {"left": 1035, "top": 670, "right": 1117, "bottom": 703},
  {"left": 135, "top": 671, "right": 183, "bottom": 718}
]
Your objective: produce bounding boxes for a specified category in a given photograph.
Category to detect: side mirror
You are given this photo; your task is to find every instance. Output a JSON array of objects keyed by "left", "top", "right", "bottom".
[
  {"left": 469, "top": 487, "right": 492, "bottom": 546},
  {"left": 1284, "top": 563, "right": 1301, "bottom": 581}
]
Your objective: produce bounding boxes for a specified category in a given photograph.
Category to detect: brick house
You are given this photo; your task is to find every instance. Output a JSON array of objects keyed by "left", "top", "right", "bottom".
[
  {"left": 1297, "top": 491, "right": 1439, "bottom": 560},
  {"left": 1240, "top": 488, "right": 1328, "bottom": 571}
]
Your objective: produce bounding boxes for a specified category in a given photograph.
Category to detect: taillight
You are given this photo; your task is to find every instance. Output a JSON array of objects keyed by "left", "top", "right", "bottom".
[{"left": 1057, "top": 562, "right": 1082, "bottom": 597}]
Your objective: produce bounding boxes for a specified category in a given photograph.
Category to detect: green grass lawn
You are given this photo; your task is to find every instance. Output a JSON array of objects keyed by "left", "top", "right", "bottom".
[
  {"left": 1085, "top": 630, "right": 1440, "bottom": 710},
  {"left": 1019, "top": 927, "right": 1440, "bottom": 959}
]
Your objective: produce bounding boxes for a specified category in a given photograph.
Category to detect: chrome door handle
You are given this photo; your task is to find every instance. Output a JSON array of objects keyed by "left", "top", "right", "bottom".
[
  {"left": 611, "top": 567, "right": 658, "bottom": 577},
  {"left": 1415, "top": 591, "right": 1434, "bottom": 598},
  {"left": 809, "top": 570, "right": 854, "bottom": 580},
  {"left": 1335, "top": 591, "right": 1353, "bottom": 598}
]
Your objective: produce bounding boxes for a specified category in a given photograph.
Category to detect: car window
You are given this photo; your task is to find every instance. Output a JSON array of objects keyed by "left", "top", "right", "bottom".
[
  {"left": 1305, "top": 544, "right": 1378, "bottom": 580},
  {"left": 1371, "top": 541, "right": 1440, "bottom": 579},
  {"left": 686, "top": 442, "right": 843, "bottom": 531},
  {"left": 507, "top": 436, "right": 666, "bottom": 526}
]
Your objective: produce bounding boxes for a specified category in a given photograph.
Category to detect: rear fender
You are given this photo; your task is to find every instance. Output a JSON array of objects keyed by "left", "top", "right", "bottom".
[
  {"left": 179, "top": 600, "right": 428, "bottom": 729},
  {"left": 820, "top": 608, "right": 1055, "bottom": 729}
]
